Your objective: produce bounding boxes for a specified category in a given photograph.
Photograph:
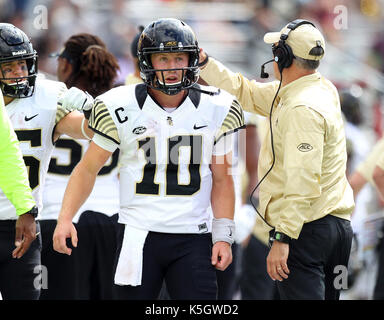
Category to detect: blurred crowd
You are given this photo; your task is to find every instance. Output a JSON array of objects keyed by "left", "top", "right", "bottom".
[{"left": 1, "top": 0, "right": 384, "bottom": 300}]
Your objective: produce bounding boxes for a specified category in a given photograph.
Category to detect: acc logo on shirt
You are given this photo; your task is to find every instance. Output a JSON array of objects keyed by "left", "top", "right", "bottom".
[
  {"left": 132, "top": 126, "right": 147, "bottom": 135},
  {"left": 297, "top": 143, "right": 313, "bottom": 152}
]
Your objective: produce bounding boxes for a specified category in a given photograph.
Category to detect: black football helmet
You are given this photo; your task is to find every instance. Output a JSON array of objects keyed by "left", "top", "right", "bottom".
[
  {"left": 0, "top": 23, "right": 38, "bottom": 98},
  {"left": 138, "top": 18, "right": 200, "bottom": 95}
]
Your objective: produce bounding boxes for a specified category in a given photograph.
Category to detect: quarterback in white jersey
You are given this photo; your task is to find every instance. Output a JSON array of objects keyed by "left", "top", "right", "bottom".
[
  {"left": 54, "top": 18, "right": 244, "bottom": 300},
  {"left": 89, "top": 83, "right": 242, "bottom": 233}
]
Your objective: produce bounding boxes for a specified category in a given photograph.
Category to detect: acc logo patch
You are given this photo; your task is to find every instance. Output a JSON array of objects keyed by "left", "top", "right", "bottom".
[
  {"left": 165, "top": 41, "right": 177, "bottom": 46},
  {"left": 297, "top": 143, "right": 313, "bottom": 152},
  {"left": 132, "top": 126, "right": 147, "bottom": 135}
]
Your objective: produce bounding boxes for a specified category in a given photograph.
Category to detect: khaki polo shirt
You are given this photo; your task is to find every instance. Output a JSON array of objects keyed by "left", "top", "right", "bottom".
[
  {"left": 201, "top": 57, "right": 354, "bottom": 239},
  {"left": 357, "top": 137, "right": 384, "bottom": 183}
]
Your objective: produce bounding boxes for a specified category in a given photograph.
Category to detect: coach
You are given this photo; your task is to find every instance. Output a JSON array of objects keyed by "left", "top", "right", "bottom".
[{"left": 198, "top": 19, "right": 354, "bottom": 300}]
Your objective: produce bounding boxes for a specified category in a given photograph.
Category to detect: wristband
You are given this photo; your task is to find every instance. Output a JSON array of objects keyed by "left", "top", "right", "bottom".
[{"left": 212, "top": 218, "right": 235, "bottom": 245}]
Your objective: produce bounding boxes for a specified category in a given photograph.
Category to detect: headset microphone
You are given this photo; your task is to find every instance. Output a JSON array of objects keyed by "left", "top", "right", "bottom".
[{"left": 260, "top": 58, "right": 274, "bottom": 78}]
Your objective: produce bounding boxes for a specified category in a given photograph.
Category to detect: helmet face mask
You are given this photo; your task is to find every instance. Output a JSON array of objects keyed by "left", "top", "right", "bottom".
[
  {"left": 0, "top": 23, "right": 38, "bottom": 98},
  {"left": 138, "top": 18, "right": 200, "bottom": 95}
]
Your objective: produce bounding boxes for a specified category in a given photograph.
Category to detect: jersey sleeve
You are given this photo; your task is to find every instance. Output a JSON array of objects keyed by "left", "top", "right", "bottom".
[
  {"left": 88, "top": 98, "right": 120, "bottom": 145},
  {"left": 0, "top": 98, "right": 36, "bottom": 216},
  {"left": 215, "top": 98, "right": 245, "bottom": 145}
]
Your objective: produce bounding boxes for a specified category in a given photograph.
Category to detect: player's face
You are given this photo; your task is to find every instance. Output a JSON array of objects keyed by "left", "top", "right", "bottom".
[
  {"left": 151, "top": 52, "right": 189, "bottom": 85},
  {"left": 0, "top": 59, "right": 28, "bottom": 84}
]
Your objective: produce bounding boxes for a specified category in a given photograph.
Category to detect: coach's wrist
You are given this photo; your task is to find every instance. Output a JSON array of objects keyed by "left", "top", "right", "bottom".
[{"left": 270, "top": 231, "right": 291, "bottom": 244}]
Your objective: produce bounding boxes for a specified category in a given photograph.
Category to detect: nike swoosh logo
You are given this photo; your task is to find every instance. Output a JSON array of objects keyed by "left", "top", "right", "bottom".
[
  {"left": 193, "top": 124, "right": 207, "bottom": 130},
  {"left": 24, "top": 114, "right": 39, "bottom": 121}
]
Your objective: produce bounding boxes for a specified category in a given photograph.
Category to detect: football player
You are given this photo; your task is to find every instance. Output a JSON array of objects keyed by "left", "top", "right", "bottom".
[
  {"left": 40, "top": 33, "right": 120, "bottom": 300},
  {"left": 53, "top": 18, "right": 244, "bottom": 299},
  {"left": 0, "top": 23, "right": 92, "bottom": 300}
]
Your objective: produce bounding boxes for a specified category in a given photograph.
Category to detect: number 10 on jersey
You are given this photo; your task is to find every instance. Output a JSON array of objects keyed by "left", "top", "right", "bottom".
[{"left": 136, "top": 135, "right": 203, "bottom": 196}]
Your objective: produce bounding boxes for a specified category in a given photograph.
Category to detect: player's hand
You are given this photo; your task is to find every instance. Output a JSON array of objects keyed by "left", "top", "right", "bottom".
[
  {"left": 12, "top": 213, "right": 37, "bottom": 259},
  {"left": 266, "top": 241, "right": 290, "bottom": 281},
  {"left": 58, "top": 87, "right": 94, "bottom": 119},
  {"left": 53, "top": 219, "right": 78, "bottom": 255},
  {"left": 211, "top": 241, "right": 232, "bottom": 271}
]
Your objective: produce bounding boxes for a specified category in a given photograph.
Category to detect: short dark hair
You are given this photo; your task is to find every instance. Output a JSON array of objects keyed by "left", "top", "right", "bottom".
[{"left": 294, "top": 56, "right": 320, "bottom": 70}]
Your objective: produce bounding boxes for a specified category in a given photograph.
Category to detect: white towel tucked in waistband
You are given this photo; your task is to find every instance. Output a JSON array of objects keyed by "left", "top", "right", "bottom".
[{"left": 114, "top": 224, "right": 149, "bottom": 286}]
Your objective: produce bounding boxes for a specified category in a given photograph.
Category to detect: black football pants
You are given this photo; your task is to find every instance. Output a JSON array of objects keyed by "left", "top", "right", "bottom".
[
  {"left": 113, "top": 229, "right": 217, "bottom": 300},
  {"left": 276, "top": 215, "right": 353, "bottom": 300}
]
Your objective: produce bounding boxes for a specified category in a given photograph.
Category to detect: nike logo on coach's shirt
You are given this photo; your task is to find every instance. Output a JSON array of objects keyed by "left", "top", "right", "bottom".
[
  {"left": 193, "top": 124, "right": 208, "bottom": 130},
  {"left": 24, "top": 114, "right": 39, "bottom": 121}
]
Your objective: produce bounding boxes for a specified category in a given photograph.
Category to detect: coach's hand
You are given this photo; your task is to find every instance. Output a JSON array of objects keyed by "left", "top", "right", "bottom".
[
  {"left": 211, "top": 241, "right": 232, "bottom": 271},
  {"left": 53, "top": 219, "right": 78, "bottom": 255},
  {"left": 267, "top": 241, "right": 290, "bottom": 281}
]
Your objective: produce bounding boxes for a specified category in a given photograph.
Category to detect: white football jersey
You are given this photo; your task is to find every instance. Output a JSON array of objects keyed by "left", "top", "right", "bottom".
[
  {"left": 0, "top": 78, "right": 68, "bottom": 220},
  {"left": 89, "top": 84, "right": 244, "bottom": 234},
  {"left": 41, "top": 135, "right": 120, "bottom": 223}
]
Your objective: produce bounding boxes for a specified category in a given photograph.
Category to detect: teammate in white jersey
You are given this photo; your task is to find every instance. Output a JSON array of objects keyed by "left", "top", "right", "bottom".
[
  {"left": 0, "top": 23, "right": 93, "bottom": 299},
  {"left": 54, "top": 18, "right": 244, "bottom": 299},
  {"left": 40, "top": 33, "right": 120, "bottom": 300}
]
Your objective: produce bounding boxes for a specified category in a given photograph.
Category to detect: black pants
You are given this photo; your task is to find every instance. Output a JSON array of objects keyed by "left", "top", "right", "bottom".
[
  {"left": 39, "top": 219, "right": 78, "bottom": 300},
  {"left": 74, "top": 211, "right": 119, "bottom": 300},
  {"left": 40, "top": 212, "right": 119, "bottom": 300},
  {"left": 0, "top": 220, "right": 41, "bottom": 300},
  {"left": 276, "top": 215, "right": 353, "bottom": 300},
  {"left": 240, "top": 234, "right": 278, "bottom": 300},
  {"left": 114, "top": 230, "right": 217, "bottom": 300}
]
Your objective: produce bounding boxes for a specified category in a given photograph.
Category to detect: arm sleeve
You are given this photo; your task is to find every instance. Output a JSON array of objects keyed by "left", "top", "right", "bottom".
[
  {"left": 92, "top": 133, "right": 119, "bottom": 153},
  {"left": 214, "top": 98, "right": 245, "bottom": 145},
  {"left": 0, "top": 98, "right": 36, "bottom": 216},
  {"left": 88, "top": 98, "right": 120, "bottom": 145},
  {"left": 275, "top": 106, "right": 325, "bottom": 239},
  {"left": 200, "top": 57, "right": 280, "bottom": 116}
]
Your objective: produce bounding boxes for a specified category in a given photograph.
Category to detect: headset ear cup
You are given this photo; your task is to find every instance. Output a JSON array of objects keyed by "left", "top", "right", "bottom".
[
  {"left": 275, "top": 43, "right": 294, "bottom": 71},
  {"left": 283, "top": 43, "right": 294, "bottom": 68},
  {"left": 274, "top": 45, "right": 286, "bottom": 72}
]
